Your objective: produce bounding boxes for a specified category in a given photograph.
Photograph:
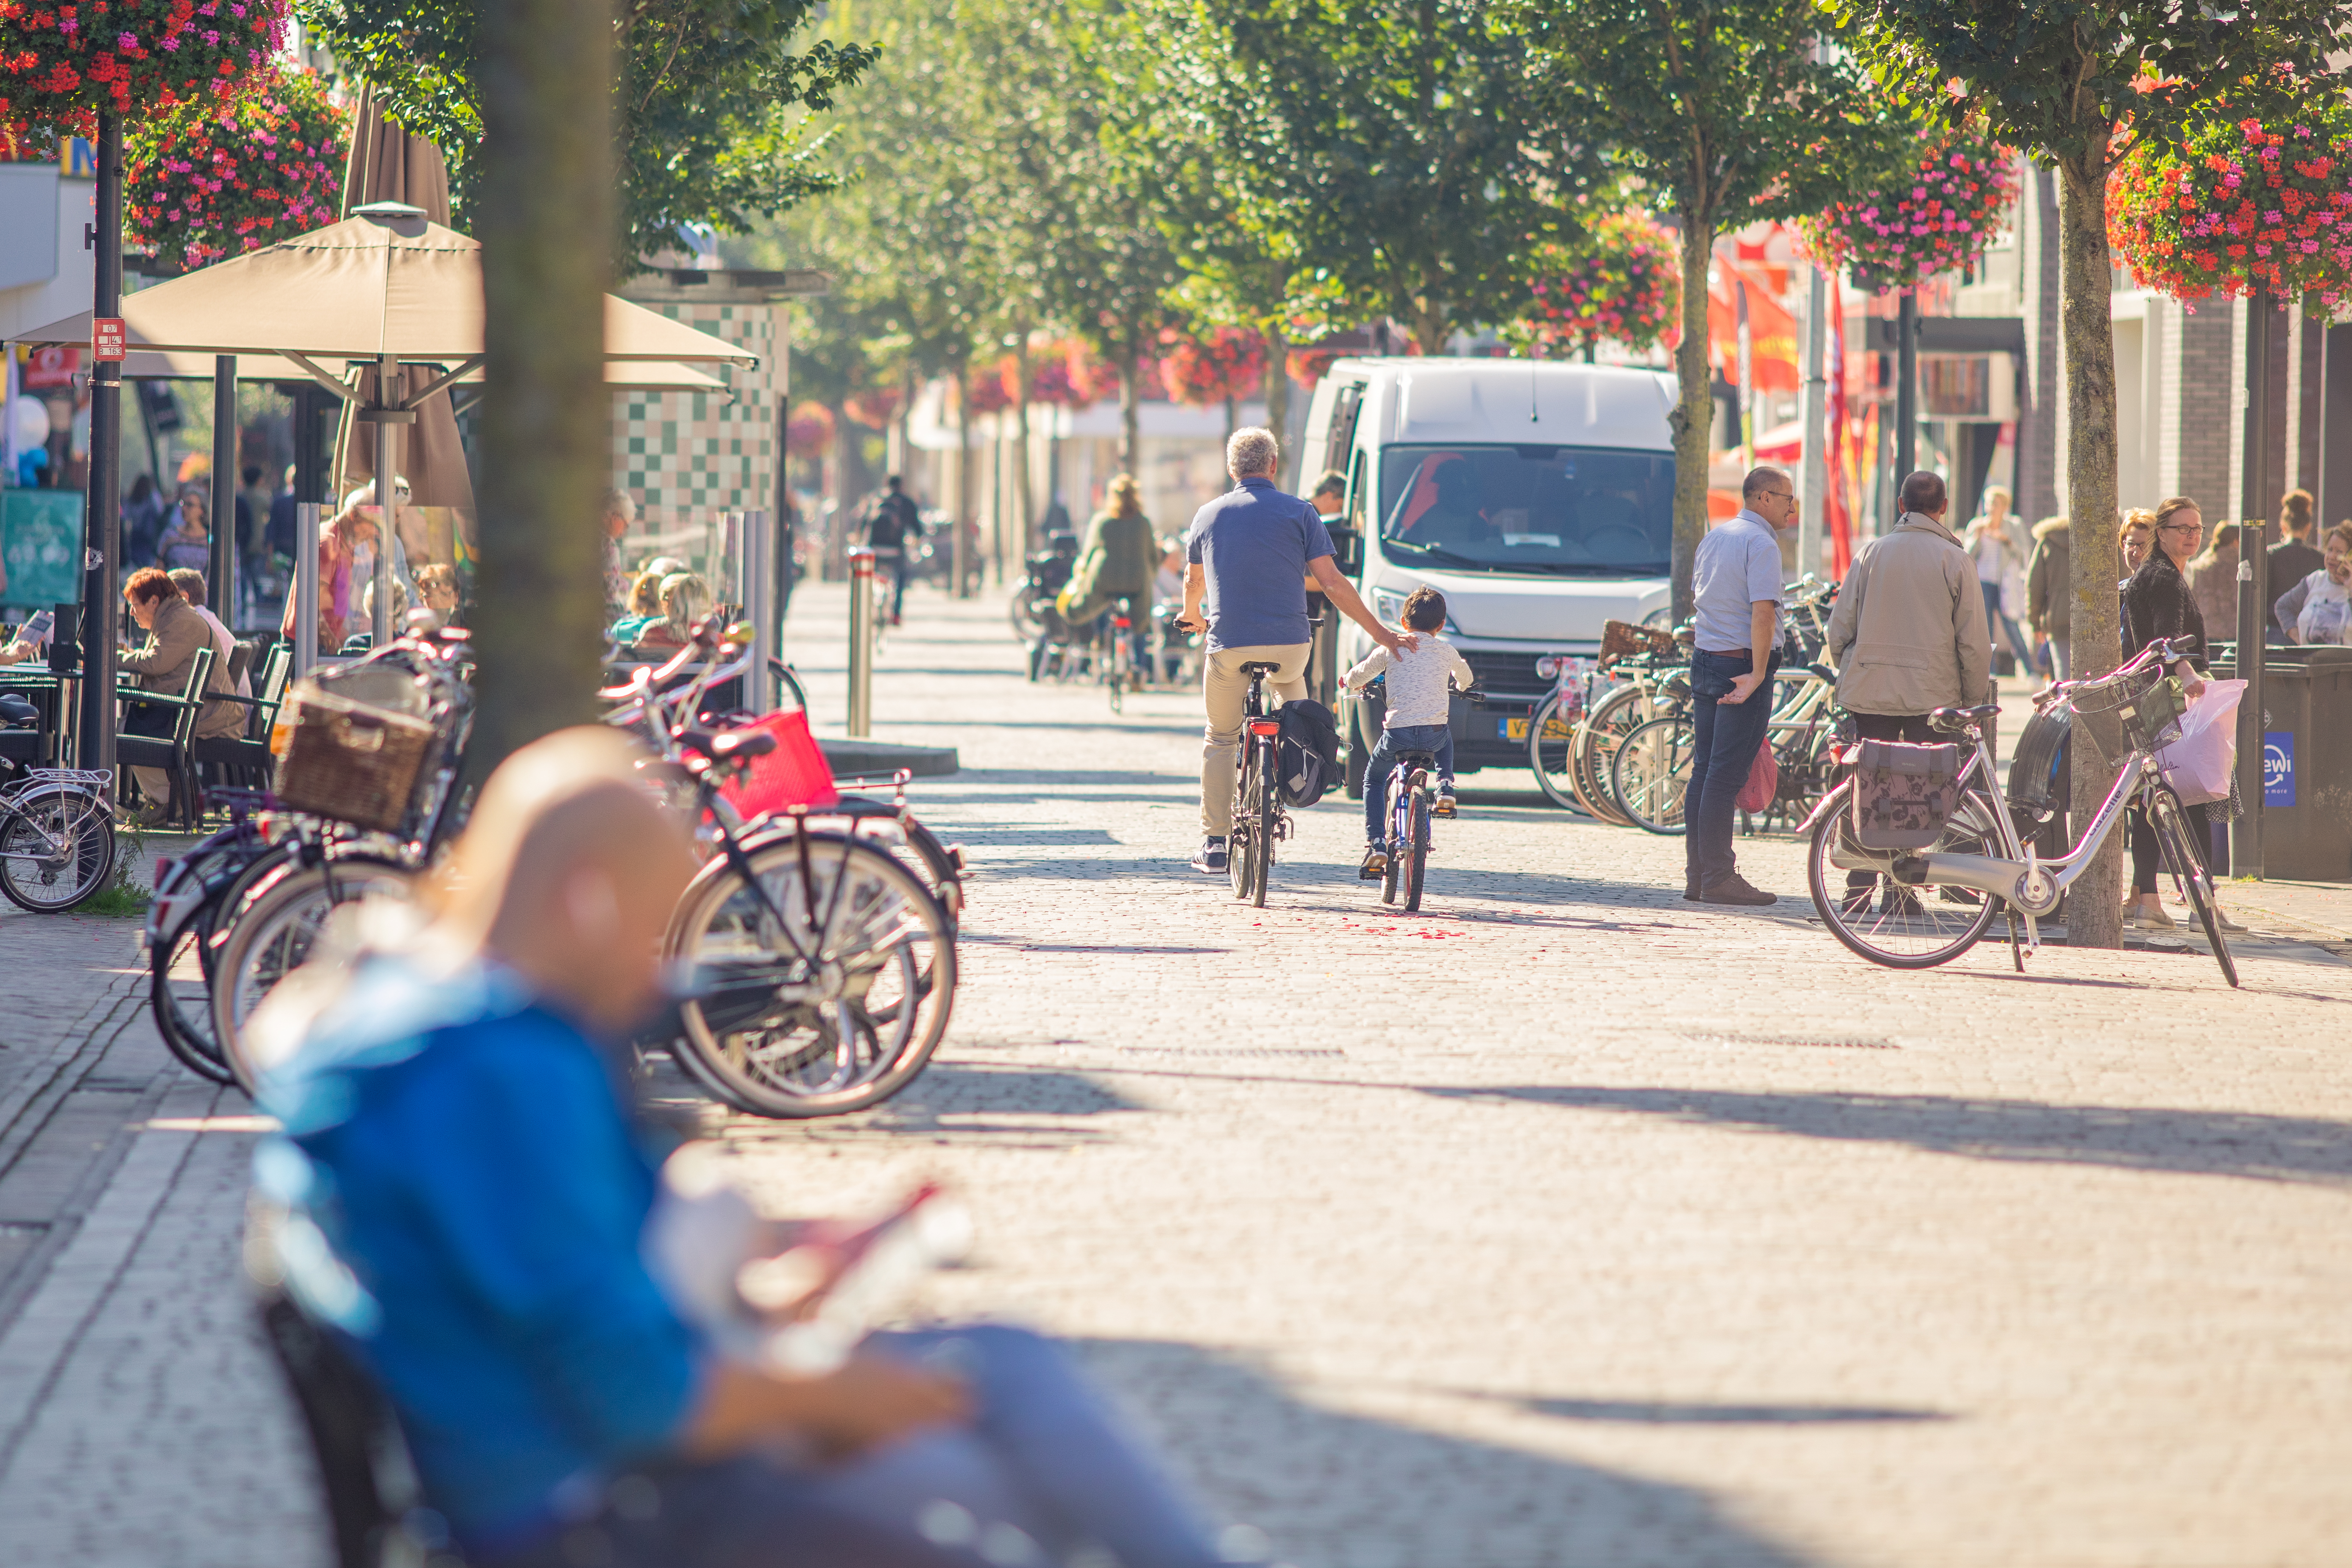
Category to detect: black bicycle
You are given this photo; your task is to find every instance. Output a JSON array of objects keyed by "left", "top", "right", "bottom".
[
  {"left": 1228, "top": 660, "right": 1287, "bottom": 907},
  {"left": 1368, "top": 685, "right": 1477, "bottom": 912}
]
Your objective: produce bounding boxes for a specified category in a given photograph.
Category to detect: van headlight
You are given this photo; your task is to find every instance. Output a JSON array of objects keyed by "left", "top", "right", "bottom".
[{"left": 1373, "top": 589, "right": 1407, "bottom": 623}]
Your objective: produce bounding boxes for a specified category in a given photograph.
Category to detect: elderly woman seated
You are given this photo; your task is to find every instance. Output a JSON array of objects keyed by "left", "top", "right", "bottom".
[
  {"left": 610, "top": 556, "right": 686, "bottom": 648},
  {"left": 630, "top": 571, "right": 711, "bottom": 657}
]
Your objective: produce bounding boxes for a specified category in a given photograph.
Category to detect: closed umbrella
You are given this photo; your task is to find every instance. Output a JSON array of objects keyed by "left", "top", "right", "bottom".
[
  {"left": 18, "top": 204, "right": 752, "bottom": 651},
  {"left": 332, "top": 85, "right": 469, "bottom": 537}
]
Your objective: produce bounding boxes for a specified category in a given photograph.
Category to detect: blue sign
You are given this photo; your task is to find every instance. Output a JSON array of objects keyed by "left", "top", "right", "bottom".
[{"left": 2264, "top": 731, "right": 2295, "bottom": 808}]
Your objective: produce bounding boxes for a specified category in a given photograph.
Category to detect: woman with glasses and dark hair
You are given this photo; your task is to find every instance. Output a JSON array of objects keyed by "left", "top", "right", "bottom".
[{"left": 2119, "top": 496, "right": 2243, "bottom": 933}]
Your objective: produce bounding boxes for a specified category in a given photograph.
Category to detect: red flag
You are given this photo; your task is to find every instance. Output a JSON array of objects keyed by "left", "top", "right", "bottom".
[
  {"left": 1709, "top": 259, "right": 1800, "bottom": 394},
  {"left": 1827, "top": 282, "right": 1854, "bottom": 579}
]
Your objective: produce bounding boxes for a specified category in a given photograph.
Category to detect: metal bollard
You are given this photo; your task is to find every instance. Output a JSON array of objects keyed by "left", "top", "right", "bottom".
[
  {"left": 847, "top": 546, "right": 874, "bottom": 737},
  {"left": 294, "top": 501, "right": 321, "bottom": 677}
]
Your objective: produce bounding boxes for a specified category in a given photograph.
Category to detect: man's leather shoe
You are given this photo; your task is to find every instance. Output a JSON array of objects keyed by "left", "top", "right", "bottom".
[{"left": 1700, "top": 873, "right": 1777, "bottom": 907}]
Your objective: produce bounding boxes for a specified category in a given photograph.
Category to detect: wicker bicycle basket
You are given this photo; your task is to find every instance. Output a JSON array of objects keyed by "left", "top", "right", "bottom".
[
  {"left": 1599, "top": 618, "right": 1678, "bottom": 663},
  {"left": 274, "top": 685, "right": 439, "bottom": 833},
  {"left": 2065, "top": 666, "right": 2186, "bottom": 766}
]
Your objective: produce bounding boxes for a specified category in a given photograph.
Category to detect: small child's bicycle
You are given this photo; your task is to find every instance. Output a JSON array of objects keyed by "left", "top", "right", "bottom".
[{"left": 1368, "top": 685, "right": 1480, "bottom": 913}]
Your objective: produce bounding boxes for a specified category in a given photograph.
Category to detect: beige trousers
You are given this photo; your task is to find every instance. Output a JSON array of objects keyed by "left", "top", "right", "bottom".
[{"left": 1199, "top": 642, "right": 1310, "bottom": 834}]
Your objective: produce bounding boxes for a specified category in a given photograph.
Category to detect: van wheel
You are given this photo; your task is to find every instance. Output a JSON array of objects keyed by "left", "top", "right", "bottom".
[{"left": 1343, "top": 708, "right": 1369, "bottom": 799}]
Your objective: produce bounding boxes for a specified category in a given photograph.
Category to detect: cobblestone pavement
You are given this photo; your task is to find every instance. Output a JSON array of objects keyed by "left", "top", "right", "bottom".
[{"left": 1, "top": 577, "right": 2347, "bottom": 1567}]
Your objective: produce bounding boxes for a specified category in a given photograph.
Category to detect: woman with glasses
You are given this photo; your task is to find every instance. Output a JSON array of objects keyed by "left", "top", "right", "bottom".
[{"left": 2120, "top": 496, "right": 2243, "bottom": 933}]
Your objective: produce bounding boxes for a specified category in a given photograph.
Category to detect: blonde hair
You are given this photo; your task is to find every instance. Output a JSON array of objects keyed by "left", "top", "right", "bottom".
[
  {"left": 627, "top": 566, "right": 669, "bottom": 617},
  {"left": 1107, "top": 473, "right": 1144, "bottom": 518},
  {"left": 659, "top": 571, "right": 710, "bottom": 632}
]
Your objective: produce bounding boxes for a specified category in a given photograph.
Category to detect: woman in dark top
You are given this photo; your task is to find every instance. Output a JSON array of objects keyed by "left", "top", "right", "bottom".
[{"left": 2119, "top": 497, "right": 2243, "bottom": 933}]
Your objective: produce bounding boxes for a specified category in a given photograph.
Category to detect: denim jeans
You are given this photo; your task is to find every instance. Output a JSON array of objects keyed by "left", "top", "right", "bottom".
[
  {"left": 1684, "top": 648, "right": 1778, "bottom": 890},
  {"left": 1363, "top": 722, "right": 1451, "bottom": 844},
  {"left": 1981, "top": 582, "right": 2034, "bottom": 667},
  {"left": 477, "top": 1326, "right": 1229, "bottom": 1568}
]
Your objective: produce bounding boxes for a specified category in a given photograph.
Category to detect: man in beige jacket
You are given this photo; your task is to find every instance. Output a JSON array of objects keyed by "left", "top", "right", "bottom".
[{"left": 1824, "top": 471, "right": 1994, "bottom": 901}]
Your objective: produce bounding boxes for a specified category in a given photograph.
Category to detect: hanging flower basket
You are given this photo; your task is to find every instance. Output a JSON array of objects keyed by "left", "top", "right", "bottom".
[
  {"left": 123, "top": 64, "right": 345, "bottom": 271},
  {"left": 1797, "top": 136, "right": 2017, "bottom": 293},
  {"left": 1159, "top": 325, "right": 1265, "bottom": 407},
  {"left": 964, "top": 359, "right": 1014, "bottom": 415},
  {"left": 2108, "top": 94, "right": 2352, "bottom": 309},
  {"left": 785, "top": 402, "right": 834, "bottom": 458},
  {"left": 0, "top": 0, "right": 293, "bottom": 139},
  {"left": 844, "top": 386, "right": 902, "bottom": 429},
  {"left": 1027, "top": 339, "right": 1102, "bottom": 408},
  {"left": 1509, "top": 212, "right": 1682, "bottom": 359}
]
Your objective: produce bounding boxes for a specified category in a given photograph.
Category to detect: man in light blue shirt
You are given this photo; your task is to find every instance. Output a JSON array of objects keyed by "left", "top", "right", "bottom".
[{"left": 1683, "top": 466, "right": 1796, "bottom": 906}]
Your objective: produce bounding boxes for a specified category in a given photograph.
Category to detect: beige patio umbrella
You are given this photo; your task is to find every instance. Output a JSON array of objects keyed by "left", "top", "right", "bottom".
[
  {"left": 125, "top": 349, "right": 730, "bottom": 393},
  {"left": 18, "top": 203, "right": 753, "bottom": 641}
]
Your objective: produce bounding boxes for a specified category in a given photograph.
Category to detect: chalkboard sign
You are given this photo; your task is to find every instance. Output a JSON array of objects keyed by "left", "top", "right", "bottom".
[{"left": 1, "top": 489, "right": 85, "bottom": 610}]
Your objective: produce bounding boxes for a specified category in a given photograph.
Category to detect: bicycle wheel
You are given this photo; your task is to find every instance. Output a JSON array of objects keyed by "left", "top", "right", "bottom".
[
  {"left": 151, "top": 907, "right": 234, "bottom": 1084},
  {"left": 1403, "top": 783, "right": 1431, "bottom": 912},
  {"left": 1610, "top": 714, "right": 1694, "bottom": 836},
  {"left": 1525, "top": 691, "right": 1591, "bottom": 813},
  {"left": 668, "top": 833, "right": 956, "bottom": 1118},
  {"left": 1228, "top": 751, "right": 1259, "bottom": 902},
  {"left": 1806, "top": 781, "right": 2002, "bottom": 969},
  {"left": 211, "top": 857, "right": 419, "bottom": 1091},
  {"left": 1251, "top": 738, "right": 1277, "bottom": 908},
  {"left": 2149, "top": 785, "right": 2238, "bottom": 988},
  {"left": 1008, "top": 585, "right": 1038, "bottom": 642},
  {"left": 1576, "top": 685, "right": 1651, "bottom": 827},
  {"left": 0, "top": 784, "right": 117, "bottom": 912}
]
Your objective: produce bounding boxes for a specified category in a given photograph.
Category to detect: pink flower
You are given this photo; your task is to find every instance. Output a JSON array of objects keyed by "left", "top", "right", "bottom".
[{"left": 118, "top": 31, "right": 136, "bottom": 45}]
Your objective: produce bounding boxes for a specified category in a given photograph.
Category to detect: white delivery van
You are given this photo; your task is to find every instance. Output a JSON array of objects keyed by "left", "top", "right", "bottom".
[{"left": 1296, "top": 357, "right": 1679, "bottom": 788}]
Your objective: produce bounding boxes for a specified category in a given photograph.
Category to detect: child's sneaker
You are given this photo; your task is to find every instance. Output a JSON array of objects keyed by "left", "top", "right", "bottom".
[
  {"left": 1432, "top": 787, "right": 1457, "bottom": 818},
  {"left": 1359, "top": 843, "right": 1388, "bottom": 880}
]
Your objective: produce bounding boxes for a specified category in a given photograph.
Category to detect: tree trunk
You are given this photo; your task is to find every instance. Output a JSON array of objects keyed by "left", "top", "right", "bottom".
[
  {"left": 471, "top": 0, "right": 613, "bottom": 771},
  {"left": 2057, "top": 146, "right": 2126, "bottom": 951},
  {"left": 953, "top": 362, "right": 973, "bottom": 599},
  {"left": 1263, "top": 321, "right": 1289, "bottom": 480},
  {"left": 1013, "top": 337, "right": 1034, "bottom": 551},
  {"left": 1119, "top": 346, "right": 1142, "bottom": 474},
  {"left": 1669, "top": 202, "right": 1715, "bottom": 622}
]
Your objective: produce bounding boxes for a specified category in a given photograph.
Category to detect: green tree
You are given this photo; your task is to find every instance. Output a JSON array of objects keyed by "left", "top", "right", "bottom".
[
  {"left": 1176, "top": 0, "right": 1588, "bottom": 359},
  {"left": 296, "top": 0, "right": 877, "bottom": 270},
  {"left": 1507, "top": 0, "right": 1919, "bottom": 621},
  {"left": 1831, "top": 0, "right": 2349, "bottom": 949}
]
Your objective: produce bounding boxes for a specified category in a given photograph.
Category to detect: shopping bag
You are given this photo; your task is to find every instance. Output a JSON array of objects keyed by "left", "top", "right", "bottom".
[
  {"left": 1736, "top": 736, "right": 1778, "bottom": 812},
  {"left": 2151, "top": 678, "right": 2244, "bottom": 805}
]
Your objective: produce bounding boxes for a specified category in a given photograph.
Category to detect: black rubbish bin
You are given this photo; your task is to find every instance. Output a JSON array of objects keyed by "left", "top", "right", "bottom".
[{"left": 2215, "top": 644, "right": 2352, "bottom": 882}]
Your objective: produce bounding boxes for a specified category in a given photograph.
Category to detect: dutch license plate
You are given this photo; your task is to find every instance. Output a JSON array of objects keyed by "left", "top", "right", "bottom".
[{"left": 1501, "top": 715, "right": 1571, "bottom": 742}]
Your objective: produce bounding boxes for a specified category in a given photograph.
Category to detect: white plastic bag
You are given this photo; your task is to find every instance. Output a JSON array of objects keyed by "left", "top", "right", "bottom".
[{"left": 2152, "top": 677, "right": 2245, "bottom": 805}]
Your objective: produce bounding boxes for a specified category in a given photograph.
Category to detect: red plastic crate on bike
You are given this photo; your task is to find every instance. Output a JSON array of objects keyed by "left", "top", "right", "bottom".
[{"left": 717, "top": 709, "right": 840, "bottom": 819}]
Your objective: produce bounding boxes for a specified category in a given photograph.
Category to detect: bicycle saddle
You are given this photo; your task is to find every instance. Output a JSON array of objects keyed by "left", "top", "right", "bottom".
[
  {"left": 1929, "top": 703, "right": 2001, "bottom": 730},
  {"left": 679, "top": 727, "right": 779, "bottom": 763},
  {"left": 0, "top": 692, "right": 36, "bottom": 729},
  {"left": 1239, "top": 660, "right": 1283, "bottom": 677}
]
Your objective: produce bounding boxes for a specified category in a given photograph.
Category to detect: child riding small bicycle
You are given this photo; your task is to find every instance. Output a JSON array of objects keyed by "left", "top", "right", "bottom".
[{"left": 1345, "top": 586, "right": 1473, "bottom": 879}]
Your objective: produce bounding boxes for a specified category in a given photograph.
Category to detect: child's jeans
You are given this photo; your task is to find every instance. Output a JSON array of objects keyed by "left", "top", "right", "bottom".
[{"left": 1363, "top": 723, "right": 1452, "bottom": 844}]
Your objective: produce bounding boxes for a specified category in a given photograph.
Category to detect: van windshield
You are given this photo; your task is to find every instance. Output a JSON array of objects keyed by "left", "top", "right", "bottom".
[{"left": 1378, "top": 444, "right": 1673, "bottom": 575}]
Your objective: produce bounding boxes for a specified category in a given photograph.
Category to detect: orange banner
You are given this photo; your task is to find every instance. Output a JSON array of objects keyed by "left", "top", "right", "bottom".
[{"left": 1708, "top": 259, "right": 1800, "bottom": 395}]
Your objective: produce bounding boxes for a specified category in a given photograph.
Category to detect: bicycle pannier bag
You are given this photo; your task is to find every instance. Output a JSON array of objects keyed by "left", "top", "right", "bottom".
[
  {"left": 2005, "top": 706, "right": 2072, "bottom": 816},
  {"left": 1276, "top": 699, "right": 1341, "bottom": 808},
  {"left": 1848, "top": 739, "right": 1962, "bottom": 849}
]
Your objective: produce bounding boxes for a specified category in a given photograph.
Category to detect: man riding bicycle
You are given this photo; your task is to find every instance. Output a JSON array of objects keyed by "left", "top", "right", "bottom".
[
  {"left": 862, "top": 476, "right": 925, "bottom": 625},
  {"left": 1175, "top": 427, "right": 1410, "bottom": 874}
]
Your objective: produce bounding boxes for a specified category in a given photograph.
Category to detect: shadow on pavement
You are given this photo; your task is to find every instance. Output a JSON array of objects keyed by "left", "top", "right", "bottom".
[
  {"left": 724, "top": 1064, "right": 1145, "bottom": 1150},
  {"left": 1416, "top": 1084, "right": 2352, "bottom": 1186},
  {"left": 1073, "top": 1338, "right": 1820, "bottom": 1568},
  {"left": 1485, "top": 1393, "right": 1948, "bottom": 1426}
]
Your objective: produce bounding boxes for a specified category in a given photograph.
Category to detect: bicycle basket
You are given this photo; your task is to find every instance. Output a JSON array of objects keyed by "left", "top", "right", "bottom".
[
  {"left": 1847, "top": 738, "right": 1962, "bottom": 849},
  {"left": 2005, "top": 705, "right": 2072, "bottom": 815},
  {"left": 716, "top": 708, "right": 839, "bottom": 820},
  {"left": 274, "top": 684, "right": 438, "bottom": 833},
  {"left": 2068, "top": 667, "right": 2186, "bottom": 763},
  {"left": 1599, "top": 618, "right": 1678, "bottom": 663}
]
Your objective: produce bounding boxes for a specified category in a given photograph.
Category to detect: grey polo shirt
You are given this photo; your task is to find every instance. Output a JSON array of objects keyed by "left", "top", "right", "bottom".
[{"left": 1691, "top": 510, "right": 1785, "bottom": 654}]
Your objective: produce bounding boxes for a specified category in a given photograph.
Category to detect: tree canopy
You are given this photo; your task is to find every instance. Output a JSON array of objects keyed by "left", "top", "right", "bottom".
[{"left": 296, "top": 0, "right": 877, "bottom": 268}]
